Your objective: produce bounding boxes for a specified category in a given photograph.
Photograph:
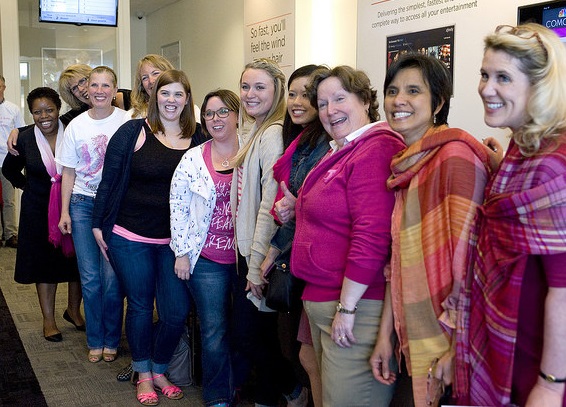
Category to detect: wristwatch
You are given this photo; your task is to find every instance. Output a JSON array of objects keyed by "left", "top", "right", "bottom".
[{"left": 336, "top": 302, "right": 357, "bottom": 314}]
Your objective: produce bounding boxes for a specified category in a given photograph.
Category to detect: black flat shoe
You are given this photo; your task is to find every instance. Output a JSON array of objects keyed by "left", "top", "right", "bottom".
[
  {"left": 44, "top": 332, "right": 63, "bottom": 342},
  {"left": 63, "top": 310, "right": 86, "bottom": 331}
]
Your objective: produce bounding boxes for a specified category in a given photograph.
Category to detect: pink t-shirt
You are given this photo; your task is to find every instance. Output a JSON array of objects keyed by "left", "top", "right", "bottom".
[{"left": 199, "top": 142, "right": 236, "bottom": 264}]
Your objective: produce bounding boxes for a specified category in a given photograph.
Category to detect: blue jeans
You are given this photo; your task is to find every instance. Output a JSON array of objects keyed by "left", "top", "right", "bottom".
[
  {"left": 187, "top": 256, "right": 235, "bottom": 406},
  {"left": 69, "top": 194, "right": 123, "bottom": 349},
  {"left": 107, "top": 233, "right": 190, "bottom": 374}
]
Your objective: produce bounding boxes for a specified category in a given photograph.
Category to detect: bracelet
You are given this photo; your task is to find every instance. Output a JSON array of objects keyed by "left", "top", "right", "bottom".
[{"left": 540, "top": 371, "right": 566, "bottom": 383}]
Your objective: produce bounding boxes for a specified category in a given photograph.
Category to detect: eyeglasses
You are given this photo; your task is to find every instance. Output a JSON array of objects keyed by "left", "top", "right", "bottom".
[
  {"left": 70, "top": 77, "right": 88, "bottom": 94},
  {"left": 495, "top": 25, "right": 548, "bottom": 61},
  {"left": 204, "top": 107, "right": 232, "bottom": 121}
]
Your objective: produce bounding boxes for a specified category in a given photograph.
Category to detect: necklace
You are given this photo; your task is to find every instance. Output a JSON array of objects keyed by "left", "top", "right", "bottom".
[{"left": 212, "top": 143, "right": 235, "bottom": 168}]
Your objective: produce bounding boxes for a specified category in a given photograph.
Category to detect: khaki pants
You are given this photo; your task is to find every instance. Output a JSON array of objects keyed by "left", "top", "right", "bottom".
[
  {"left": 305, "top": 299, "right": 396, "bottom": 407},
  {"left": 0, "top": 173, "right": 18, "bottom": 240}
]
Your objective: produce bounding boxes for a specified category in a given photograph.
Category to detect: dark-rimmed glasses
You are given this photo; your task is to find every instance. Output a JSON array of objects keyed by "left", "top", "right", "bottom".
[
  {"left": 70, "top": 77, "right": 88, "bottom": 94},
  {"left": 204, "top": 107, "right": 232, "bottom": 121},
  {"left": 495, "top": 25, "right": 548, "bottom": 61}
]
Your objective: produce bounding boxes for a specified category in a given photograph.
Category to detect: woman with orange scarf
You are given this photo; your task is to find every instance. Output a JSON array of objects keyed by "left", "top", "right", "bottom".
[{"left": 370, "top": 53, "right": 493, "bottom": 406}]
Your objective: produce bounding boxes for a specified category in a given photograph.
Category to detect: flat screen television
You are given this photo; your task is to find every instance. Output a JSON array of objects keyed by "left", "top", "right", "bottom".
[
  {"left": 518, "top": 0, "right": 566, "bottom": 42},
  {"left": 39, "top": 0, "right": 118, "bottom": 27}
]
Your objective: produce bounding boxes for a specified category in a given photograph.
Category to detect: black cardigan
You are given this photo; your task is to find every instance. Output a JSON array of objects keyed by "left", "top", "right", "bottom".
[{"left": 92, "top": 118, "right": 207, "bottom": 242}]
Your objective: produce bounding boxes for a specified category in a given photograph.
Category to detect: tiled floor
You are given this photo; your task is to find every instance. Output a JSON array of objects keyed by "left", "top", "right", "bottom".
[{"left": 0, "top": 246, "right": 209, "bottom": 407}]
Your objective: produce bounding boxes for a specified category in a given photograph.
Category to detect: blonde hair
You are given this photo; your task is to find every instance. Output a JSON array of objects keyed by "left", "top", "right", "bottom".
[
  {"left": 234, "top": 58, "right": 286, "bottom": 166},
  {"left": 485, "top": 23, "right": 566, "bottom": 156},
  {"left": 58, "top": 64, "right": 92, "bottom": 109},
  {"left": 130, "top": 54, "right": 174, "bottom": 118}
]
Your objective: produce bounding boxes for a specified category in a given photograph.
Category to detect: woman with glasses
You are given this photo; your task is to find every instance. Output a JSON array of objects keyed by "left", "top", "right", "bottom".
[
  {"left": 169, "top": 89, "right": 240, "bottom": 407},
  {"left": 460, "top": 23, "right": 566, "bottom": 407},
  {"left": 92, "top": 70, "right": 207, "bottom": 406}
]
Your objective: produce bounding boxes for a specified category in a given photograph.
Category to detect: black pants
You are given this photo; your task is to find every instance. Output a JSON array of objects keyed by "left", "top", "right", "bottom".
[{"left": 231, "top": 255, "right": 298, "bottom": 405}]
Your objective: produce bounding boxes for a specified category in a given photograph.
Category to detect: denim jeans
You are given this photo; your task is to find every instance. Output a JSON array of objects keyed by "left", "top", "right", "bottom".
[
  {"left": 107, "top": 233, "right": 190, "bottom": 374},
  {"left": 187, "top": 256, "right": 235, "bottom": 406},
  {"left": 69, "top": 194, "right": 123, "bottom": 349}
]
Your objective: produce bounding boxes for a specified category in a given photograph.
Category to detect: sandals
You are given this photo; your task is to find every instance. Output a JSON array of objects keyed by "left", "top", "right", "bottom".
[
  {"left": 152, "top": 374, "right": 184, "bottom": 400},
  {"left": 102, "top": 348, "right": 118, "bottom": 362},
  {"left": 88, "top": 349, "right": 103, "bottom": 363},
  {"left": 136, "top": 377, "right": 159, "bottom": 406}
]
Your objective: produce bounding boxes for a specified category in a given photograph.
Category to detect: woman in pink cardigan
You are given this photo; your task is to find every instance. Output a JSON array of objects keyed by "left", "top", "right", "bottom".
[{"left": 287, "top": 66, "right": 405, "bottom": 406}]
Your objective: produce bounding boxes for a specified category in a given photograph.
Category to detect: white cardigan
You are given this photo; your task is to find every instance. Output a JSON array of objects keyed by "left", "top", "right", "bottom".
[{"left": 169, "top": 141, "right": 216, "bottom": 274}]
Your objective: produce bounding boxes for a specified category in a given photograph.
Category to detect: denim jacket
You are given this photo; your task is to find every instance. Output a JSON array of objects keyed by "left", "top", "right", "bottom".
[{"left": 270, "top": 134, "right": 330, "bottom": 267}]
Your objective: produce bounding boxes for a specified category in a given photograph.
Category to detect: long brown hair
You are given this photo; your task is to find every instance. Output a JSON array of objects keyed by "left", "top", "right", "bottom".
[{"left": 146, "top": 69, "right": 196, "bottom": 138}]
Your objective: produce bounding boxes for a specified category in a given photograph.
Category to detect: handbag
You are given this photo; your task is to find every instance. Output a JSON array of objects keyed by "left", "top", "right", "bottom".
[{"left": 265, "top": 263, "right": 296, "bottom": 313}]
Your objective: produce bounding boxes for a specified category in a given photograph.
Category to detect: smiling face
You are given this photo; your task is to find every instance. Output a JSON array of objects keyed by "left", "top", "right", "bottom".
[
  {"left": 287, "top": 76, "right": 318, "bottom": 127},
  {"left": 140, "top": 62, "right": 163, "bottom": 96},
  {"left": 88, "top": 72, "right": 117, "bottom": 110},
  {"left": 384, "top": 67, "right": 441, "bottom": 147},
  {"left": 240, "top": 68, "right": 275, "bottom": 126},
  {"left": 316, "top": 76, "right": 370, "bottom": 146},
  {"left": 156, "top": 82, "right": 188, "bottom": 123},
  {"left": 31, "top": 97, "right": 60, "bottom": 137},
  {"left": 478, "top": 48, "right": 532, "bottom": 133},
  {"left": 203, "top": 96, "right": 237, "bottom": 142},
  {"left": 69, "top": 75, "right": 90, "bottom": 106}
]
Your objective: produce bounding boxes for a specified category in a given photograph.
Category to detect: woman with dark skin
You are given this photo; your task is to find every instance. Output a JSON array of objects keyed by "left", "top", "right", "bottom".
[{"left": 2, "top": 87, "right": 83, "bottom": 341}]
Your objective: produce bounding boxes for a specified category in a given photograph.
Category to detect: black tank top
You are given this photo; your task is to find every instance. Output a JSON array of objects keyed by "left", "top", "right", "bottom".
[{"left": 115, "top": 123, "right": 188, "bottom": 238}]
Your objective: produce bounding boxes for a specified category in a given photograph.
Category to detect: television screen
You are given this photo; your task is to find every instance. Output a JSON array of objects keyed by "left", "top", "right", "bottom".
[
  {"left": 518, "top": 0, "right": 566, "bottom": 43},
  {"left": 39, "top": 0, "right": 118, "bottom": 27}
]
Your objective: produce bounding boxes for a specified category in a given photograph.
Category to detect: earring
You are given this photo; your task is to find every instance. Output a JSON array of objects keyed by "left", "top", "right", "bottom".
[{"left": 433, "top": 115, "right": 437, "bottom": 125}]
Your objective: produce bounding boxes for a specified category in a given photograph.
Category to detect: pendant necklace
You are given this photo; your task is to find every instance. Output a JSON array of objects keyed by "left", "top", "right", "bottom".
[{"left": 212, "top": 143, "right": 233, "bottom": 168}]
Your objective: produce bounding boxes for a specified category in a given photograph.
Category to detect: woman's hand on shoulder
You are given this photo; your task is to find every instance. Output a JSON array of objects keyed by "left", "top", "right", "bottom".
[
  {"left": 482, "top": 137, "right": 504, "bottom": 164},
  {"left": 174, "top": 255, "right": 191, "bottom": 281},
  {"left": 7, "top": 128, "right": 20, "bottom": 156},
  {"left": 92, "top": 228, "right": 109, "bottom": 262}
]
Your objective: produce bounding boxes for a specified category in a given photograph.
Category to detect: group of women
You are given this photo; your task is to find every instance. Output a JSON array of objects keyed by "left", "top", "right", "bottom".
[{"left": 3, "top": 21, "right": 566, "bottom": 407}]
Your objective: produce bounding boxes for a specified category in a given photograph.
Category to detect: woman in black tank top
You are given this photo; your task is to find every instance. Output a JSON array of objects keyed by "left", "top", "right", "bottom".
[{"left": 92, "top": 70, "right": 207, "bottom": 406}]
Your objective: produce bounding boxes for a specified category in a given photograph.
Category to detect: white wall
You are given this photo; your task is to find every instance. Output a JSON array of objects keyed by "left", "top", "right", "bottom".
[
  {"left": 145, "top": 0, "right": 245, "bottom": 107},
  {"left": 357, "top": 0, "right": 544, "bottom": 148},
  {"left": 141, "top": 0, "right": 358, "bottom": 104}
]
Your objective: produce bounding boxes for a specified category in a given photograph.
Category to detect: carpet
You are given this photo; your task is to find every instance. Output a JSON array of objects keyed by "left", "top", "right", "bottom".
[{"left": 0, "top": 287, "right": 48, "bottom": 407}]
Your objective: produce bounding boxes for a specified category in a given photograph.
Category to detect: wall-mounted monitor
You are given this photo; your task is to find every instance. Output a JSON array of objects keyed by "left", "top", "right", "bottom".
[
  {"left": 518, "top": 0, "right": 566, "bottom": 42},
  {"left": 39, "top": 0, "right": 118, "bottom": 27}
]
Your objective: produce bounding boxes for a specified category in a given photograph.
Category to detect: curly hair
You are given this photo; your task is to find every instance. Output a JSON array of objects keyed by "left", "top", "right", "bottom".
[
  {"left": 26, "top": 87, "right": 62, "bottom": 113},
  {"left": 307, "top": 65, "right": 380, "bottom": 123}
]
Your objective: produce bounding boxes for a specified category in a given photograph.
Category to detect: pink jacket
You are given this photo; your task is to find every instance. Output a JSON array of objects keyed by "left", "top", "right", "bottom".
[{"left": 291, "top": 122, "right": 405, "bottom": 302}]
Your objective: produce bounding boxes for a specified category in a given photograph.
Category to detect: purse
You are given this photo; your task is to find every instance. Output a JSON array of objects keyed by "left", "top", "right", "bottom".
[{"left": 264, "top": 263, "right": 297, "bottom": 313}]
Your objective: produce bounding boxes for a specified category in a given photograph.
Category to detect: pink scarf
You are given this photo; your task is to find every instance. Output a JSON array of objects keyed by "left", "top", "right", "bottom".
[{"left": 35, "top": 121, "right": 75, "bottom": 256}]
